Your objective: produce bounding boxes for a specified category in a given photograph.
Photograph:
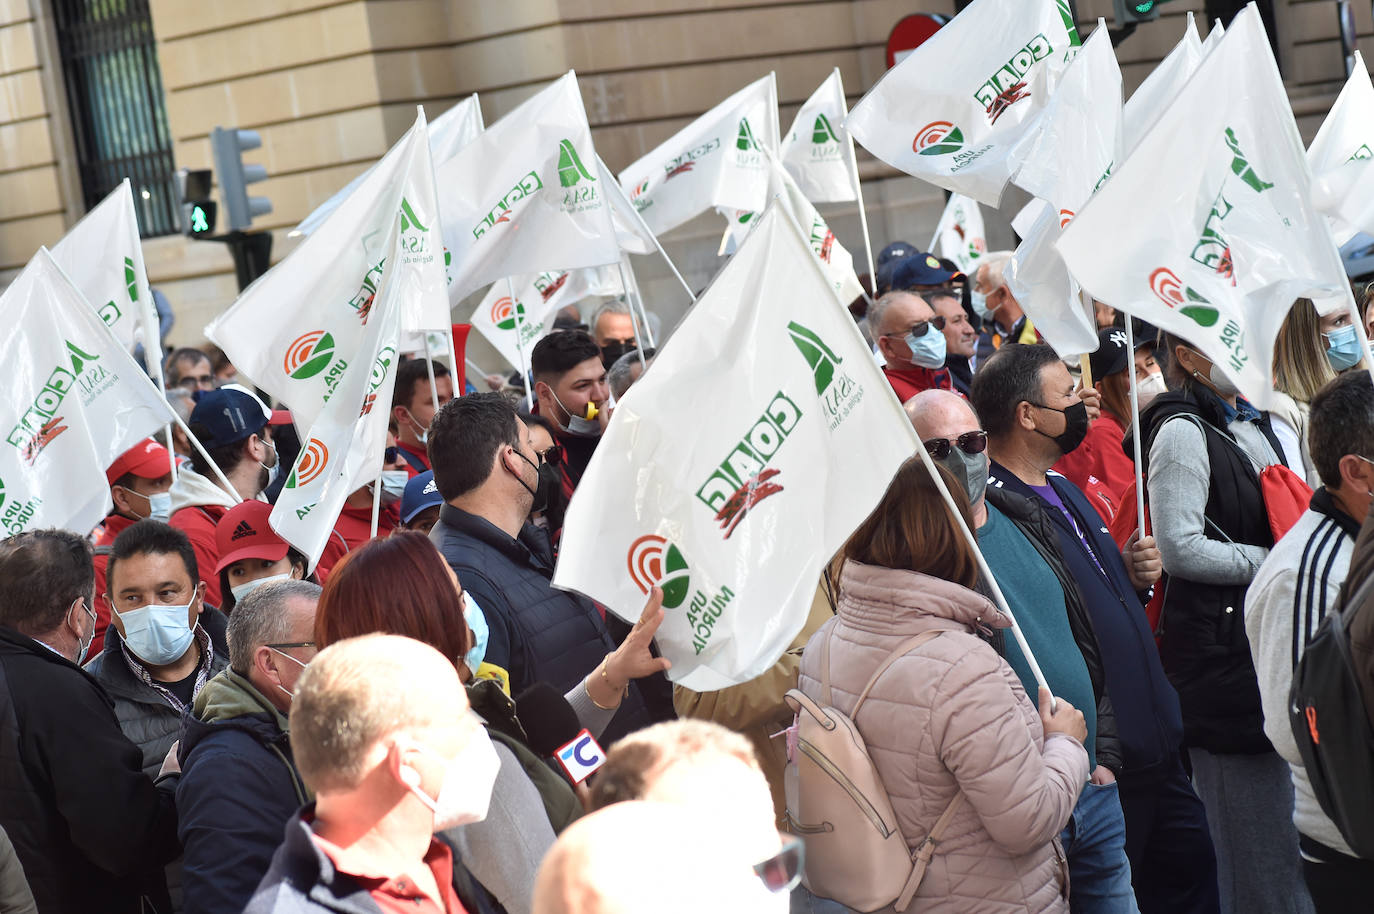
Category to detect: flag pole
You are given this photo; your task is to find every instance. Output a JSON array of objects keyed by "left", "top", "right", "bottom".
[
  {"left": 774, "top": 198, "right": 1054, "bottom": 701},
  {"left": 167, "top": 411, "right": 242, "bottom": 504},
  {"left": 370, "top": 469, "right": 383, "bottom": 538},
  {"left": 836, "top": 68, "right": 878, "bottom": 292},
  {"left": 124, "top": 180, "right": 177, "bottom": 485},
  {"left": 617, "top": 260, "right": 650, "bottom": 370},
  {"left": 650, "top": 233, "right": 697, "bottom": 304},
  {"left": 1125, "top": 317, "right": 1147, "bottom": 543},
  {"left": 422, "top": 334, "right": 441, "bottom": 412},
  {"left": 508, "top": 277, "right": 534, "bottom": 410}
]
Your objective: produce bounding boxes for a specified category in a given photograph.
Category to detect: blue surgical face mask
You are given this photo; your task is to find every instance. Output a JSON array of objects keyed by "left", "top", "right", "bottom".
[
  {"left": 905, "top": 325, "right": 948, "bottom": 370},
  {"left": 1325, "top": 324, "right": 1363, "bottom": 371},
  {"left": 463, "top": 594, "right": 489, "bottom": 676},
  {"left": 971, "top": 289, "right": 996, "bottom": 323},
  {"left": 118, "top": 599, "right": 197, "bottom": 666}
]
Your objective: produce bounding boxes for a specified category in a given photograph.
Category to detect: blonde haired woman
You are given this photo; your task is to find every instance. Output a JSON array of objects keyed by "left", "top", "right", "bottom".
[{"left": 1271, "top": 299, "right": 1360, "bottom": 488}]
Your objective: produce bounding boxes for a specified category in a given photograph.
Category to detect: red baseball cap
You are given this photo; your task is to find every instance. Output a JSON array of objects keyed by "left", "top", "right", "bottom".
[
  {"left": 106, "top": 439, "right": 173, "bottom": 487},
  {"left": 214, "top": 500, "right": 290, "bottom": 573}
]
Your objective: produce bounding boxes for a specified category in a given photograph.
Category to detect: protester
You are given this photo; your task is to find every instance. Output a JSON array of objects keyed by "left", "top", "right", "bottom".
[
  {"left": 1245, "top": 371, "right": 1374, "bottom": 908},
  {"left": 872, "top": 240, "right": 918, "bottom": 296},
  {"left": 868, "top": 290, "right": 953, "bottom": 400},
  {"left": 588, "top": 301, "right": 638, "bottom": 368},
  {"left": 531, "top": 331, "right": 609, "bottom": 496},
  {"left": 177, "top": 580, "right": 321, "bottom": 914},
  {"left": 245, "top": 634, "right": 497, "bottom": 913},
  {"left": 427, "top": 393, "right": 676, "bottom": 741},
  {"left": 534, "top": 801, "right": 793, "bottom": 914},
  {"left": 213, "top": 500, "right": 310, "bottom": 612},
  {"left": 1271, "top": 300, "right": 1341, "bottom": 488},
  {"left": 971, "top": 343, "right": 1218, "bottom": 913},
  {"left": 88, "top": 520, "right": 229, "bottom": 775},
  {"left": 93, "top": 438, "right": 175, "bottom": 654},
  {"left": 391, "top": 358, "right": 454, "bottom": 476},
  {"left": 929, "top": 289, "right": 977, "bottom": 396},
  {"left": 399, "top": 470, "right": 444, "bottom": 535},
  {"left": 798, "top": 455, "right": 1090, "bottom": 912},
  {"left": 606, "top": 346, "right": 655, "bottom": 401},
  {"left": 907, "top": 389, "right": 1142, "bottom": 914},
  {"left": 519, "top": 413, "right": 569, "bottom": 534},
  {"left": 165, "top": 347, "right": 216, "bottom": 393},
  {"left": 1095, "top": 301, "right": 1118, "bottom": 331},
  {"left": 1053, "top": 327, "right": 1143, "bottom": 500},
  {"left": 202, "top": 343, "right": 238, "bottom": 385},
  {"left": 0, "top": 529, "right": 181, "bottom": 913},
  {"left": 165, "top": 388, "right": 196, "bottom": 461},
  {"left": 973, "top": 251, "right": 1039, "bottom": 359},
  {"left": 170, "top": 385, "right": 283, "bottom": 606},
  {"left": 320, "top": 435, "right": 406, "bottom": 568},
  {"left": 1142, "top": 331, "right": 1311, "bottom": 914},
  {"left": 889, "top": 250, "right": 961, "bottom": 294}
]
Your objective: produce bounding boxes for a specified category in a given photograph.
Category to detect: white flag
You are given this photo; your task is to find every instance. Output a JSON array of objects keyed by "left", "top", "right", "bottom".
[
  {"left": 437, "top": 72, "right": 620, "bottom": 304},
  {"left": 0, "top": 249, "right": 171, "bottom": 536},
  {"left": 928, "top": 193, "right": 988, "bottom": 275},
  {"left": 717, "top": 152, "right": 864, "bottom": 305},
  {"left": 1005, "top": 24, "right": 1121, "bottom": 356},
  {"left": 780, "top": 69, "right": 856, "bottom": 203},
  {"left": 206, "top": 110, "right": 449, "bottom": 429},
  {"left": 1057, "top": 7, "right": 1348, "bottom": 410},
  {"left": 845, "top": 0, "right": 1079, "bottom": 205},
  {"left": 293, "top": 94, "right": 483, "bottom": 237},
  {"left": 270, "top": 236, "right": 406, "bottom": 567},
  {"left": 618, "top": 74, "right": 779, "bottom": 237},
  {"left": 49, "top": 180, "right": 154, "bottom": 355},
  {"left": 1122, "top": 12, "right": 1201, "bottom": 154},
  {"left": 470, "top": 268, "right": 601, "bottom": 371},
  {"left": 1202, "top": 18, "right": 1225, "bottom": 54},
  {"left": 552, "top": 204, "right": 917, "bottom": 690},
  {"left": 598, "top": 155, "right": 656, "bottom": 255},
  {"left": 1307, "top": 51, "right": 1374, "bottom": 246}
]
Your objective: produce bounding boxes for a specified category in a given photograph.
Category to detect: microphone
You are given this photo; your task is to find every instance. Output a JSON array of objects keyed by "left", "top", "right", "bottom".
[{"left": 515, "top": 682, "right": 606, "bottom": 785}]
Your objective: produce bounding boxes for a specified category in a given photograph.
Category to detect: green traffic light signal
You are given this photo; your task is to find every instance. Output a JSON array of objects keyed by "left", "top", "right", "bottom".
[
  {"left": 1132, "top": 0, "right": 1155, "bottom": 12},
  {"left": 190, "top": 205, "right": 209, "bottom": 234}
]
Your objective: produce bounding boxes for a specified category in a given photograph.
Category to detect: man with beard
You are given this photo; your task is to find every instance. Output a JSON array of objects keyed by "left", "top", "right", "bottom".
[{"left": 531, "top": 331, "right": 610, "bottom": 499}]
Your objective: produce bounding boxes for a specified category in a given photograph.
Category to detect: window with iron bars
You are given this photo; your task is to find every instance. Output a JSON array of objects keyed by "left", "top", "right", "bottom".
[{"left": 51, "top": 0, "right": 178, "bottom": 237}]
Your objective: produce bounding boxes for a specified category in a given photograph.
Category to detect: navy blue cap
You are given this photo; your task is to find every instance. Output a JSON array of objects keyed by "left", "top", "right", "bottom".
[
  {"left": 189, "top": 384, "right": 273, "bottom": 448},
  {"left": 401, "top": 470, "right": 443, "bottom": 524},
  {"left": 890, "top": 252, "right": 960, "bottom": 290},
  {"left": 877, "top": 241, "right": 917, "bottom": 267}
]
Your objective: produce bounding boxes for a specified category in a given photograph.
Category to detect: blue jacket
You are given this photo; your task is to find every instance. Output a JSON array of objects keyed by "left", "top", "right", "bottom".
[
  {"left": 245, "top": 809, "right": 494, "bottom": 914},
  {"left": 431, "top": 504, "right": 673, "bottom": 743},
  {"left": 176, "top": 668, "right": 308, "bottom": 914},
  {"left": 988, "top": 462, "right": 1184, "bottom": 784}
]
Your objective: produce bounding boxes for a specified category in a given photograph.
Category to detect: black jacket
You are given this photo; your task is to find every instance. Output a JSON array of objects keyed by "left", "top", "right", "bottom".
[
  {"left": 1140, "top": 386, "right": 1280, "bottom": 754},
  {"left": 0, "top": 624, "right": 181, "bottom": 913},
  {"left": 176, "top": 669, "right": 308, "bottom": 914},
  {"left": 431, "top": 505, "right": 673, "bottom": 743},
  {"left": 985, "top": 486, "right": 1123, "bottom": 774},
  {"left": 245, "top": 808, "right": 496, "bottom": 914},
  {"left": 988, "top": 462, "right": 1185, "bottom": 784}
]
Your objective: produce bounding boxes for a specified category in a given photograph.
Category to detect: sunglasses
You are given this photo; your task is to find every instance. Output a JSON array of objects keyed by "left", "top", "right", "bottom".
[
  {"left": 884, "top": 316, "right": 947, "bottom": 341},
  {"left": 753, "top": 834, "right": 805, "bottom": 894},
  {"left": 537, "top": 444, "right": 564, "bottom": 467},
  {"left": 922, "top": 430, "right": 989, "bottom": 460},
  {"left": 385, "top": 446, "right": 398, "bottom": 464}
]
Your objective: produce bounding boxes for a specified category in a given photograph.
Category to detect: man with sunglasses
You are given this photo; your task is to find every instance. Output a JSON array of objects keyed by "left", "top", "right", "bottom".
[{"left": 869, "top": 290, "right": 954, "bottom": 402}]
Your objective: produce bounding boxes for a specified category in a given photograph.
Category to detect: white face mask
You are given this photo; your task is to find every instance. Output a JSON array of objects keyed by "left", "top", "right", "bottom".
[
  {"left": 379, "top": 469, "right": 409, "bottom": 505},
  {"left": 72, "top": 599, "right": 97, "bottom": 665},
  {"left": 405, "top": 730, "right": 500, "bottom": 832},
  {"left": 268, "top": 646, "right": 307, "bottom": 698},
  {"left": 1136, "top": 372, "right": 1167, "bottom": 409},
  {"left": 118, "top": 600, "right": 196, "bottom": 666},
  {"left": 229, "top": 572, "right": 293, "bottom": 604}
]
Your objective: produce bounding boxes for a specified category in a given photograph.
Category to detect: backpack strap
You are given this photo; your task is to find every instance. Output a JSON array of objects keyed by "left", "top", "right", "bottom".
[
  {"left": 852, "top": 630, "right": 945, "bottom": 718},
  {"left": 894, "top": 791, "right": 967, "bottom": 912}
]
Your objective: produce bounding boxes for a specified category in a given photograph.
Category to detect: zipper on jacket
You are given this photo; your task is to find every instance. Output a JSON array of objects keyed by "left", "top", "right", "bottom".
[{"left": 798, "top": 737, "right": 897, "bottom": 838}]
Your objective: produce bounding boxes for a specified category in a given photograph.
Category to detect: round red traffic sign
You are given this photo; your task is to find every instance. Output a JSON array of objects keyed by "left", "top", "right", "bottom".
[{"left": 886, "top": 13, "right": 949, "bottom": 69}]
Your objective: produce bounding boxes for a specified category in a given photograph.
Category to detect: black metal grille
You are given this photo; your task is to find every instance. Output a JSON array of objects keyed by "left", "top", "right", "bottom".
[{"left": 51, "top": 0, "right": 178, "bottom": 237}]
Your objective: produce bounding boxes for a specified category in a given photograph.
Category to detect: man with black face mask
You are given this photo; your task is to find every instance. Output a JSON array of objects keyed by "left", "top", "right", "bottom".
[
  {"left": 972, "top": 344, "right": 1220, "bottom": 914},
  {"left": 589, "top": 302, "right": 639, "bottom": 370},
  {"left": 531, "top": 331, "right": 611, "bottom": 500}
]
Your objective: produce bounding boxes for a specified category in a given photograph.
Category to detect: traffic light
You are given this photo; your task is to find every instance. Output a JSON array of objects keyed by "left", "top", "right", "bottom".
[
  {"left": 175, "top": 167, "right": 216, "bottom": 237},
  {"left": 210, "top": 126, "right": 272, "bottom": 232},
  {"left": 1113, "top": 0, "right": 1160, "bottom": 25}
]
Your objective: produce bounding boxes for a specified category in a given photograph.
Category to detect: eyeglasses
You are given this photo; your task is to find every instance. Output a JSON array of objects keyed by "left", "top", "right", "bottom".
[
  {"left": 265, "top": 641, "right": 315, "bottom": 650},
  {"left": 536, "top": 444, "right": 564, "bottom": 467},
  {"left": 753, "top": 834, "right": 805, "bottom": 894},
  {"left": 179, "top": 374, "right": 215, "bottom": 392},
  {"left": 922, "top": 430, "right": 989, "bottom": 460},
  {"left": 884, "top": 316, "right": 946, "bottom": 341}
]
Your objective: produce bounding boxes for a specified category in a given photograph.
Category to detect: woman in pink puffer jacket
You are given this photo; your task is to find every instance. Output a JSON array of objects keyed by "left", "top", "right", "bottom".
[{"left": 799, "top": 458, "right": 1089, "bottom": 913}]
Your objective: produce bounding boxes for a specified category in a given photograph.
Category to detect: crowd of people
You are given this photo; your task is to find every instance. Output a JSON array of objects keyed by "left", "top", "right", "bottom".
[{"left": 4, "top": 223, "right": 1374, "bottom": 914}]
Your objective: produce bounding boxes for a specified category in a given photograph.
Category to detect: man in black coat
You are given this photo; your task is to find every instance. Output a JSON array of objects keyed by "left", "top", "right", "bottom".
[
  {"left": 177, "top": 578, "right": 321, "bottom": 914},
  {"left": 0, "top": 528, "right": 181, "bottom": 913}
]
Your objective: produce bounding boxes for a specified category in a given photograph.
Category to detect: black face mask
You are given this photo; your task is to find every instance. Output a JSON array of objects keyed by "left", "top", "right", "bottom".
[
  {"left": 510, "top": 449, "right": 544, "bottom": 511},
  {"left": 601, "top": 340, "right": 636, "bottom": 369},
  {"left": 534, "top": 462, "right": 562, "bottom": 518},
  {"left": 1030, "top": 399, "right": 1090, "bottom": 455}
]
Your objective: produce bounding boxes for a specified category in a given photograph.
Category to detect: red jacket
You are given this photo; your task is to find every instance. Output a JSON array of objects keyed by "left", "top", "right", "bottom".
[
  {"left": 1053, "top": 414, "right": 1136, "bottom": 504},
  {"left": 395, "top": 440, "right": 430, "bottom": 478},
  {"left": 170, "top": 504, "right": 231, "bottom": 608},
  {"left": 315, "top": 504, "right": 399, "bottom": 580},
  {"left": 91, "top": 513, "right": 137, "bottom": 657},
  {"left": 882, "top": 364, "right": 953, "bottom": 404}
]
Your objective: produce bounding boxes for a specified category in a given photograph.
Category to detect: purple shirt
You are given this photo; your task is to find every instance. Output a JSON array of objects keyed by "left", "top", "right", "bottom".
[{"left": 1029, "top": 481, "right": 1106, "bottom": 576}]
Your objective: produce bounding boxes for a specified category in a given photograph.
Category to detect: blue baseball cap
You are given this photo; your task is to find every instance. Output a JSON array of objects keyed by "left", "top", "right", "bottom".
[
  {"left": 189, "top": 384, "right": 280, "bottom": 448},
  {"left": 877, "top": 241, "right": 917, "bottom": 266},
  {"left": 401, "top": 470, "right": 443, "bottom": 524},
  {"left": 890, "top": 253, "right": 961, "bottom": 291}
]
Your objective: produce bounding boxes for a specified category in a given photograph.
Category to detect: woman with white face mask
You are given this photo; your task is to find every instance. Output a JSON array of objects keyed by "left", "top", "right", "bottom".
[{"left": 212, "top": 501, "right": 310, "bottom": 613}]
